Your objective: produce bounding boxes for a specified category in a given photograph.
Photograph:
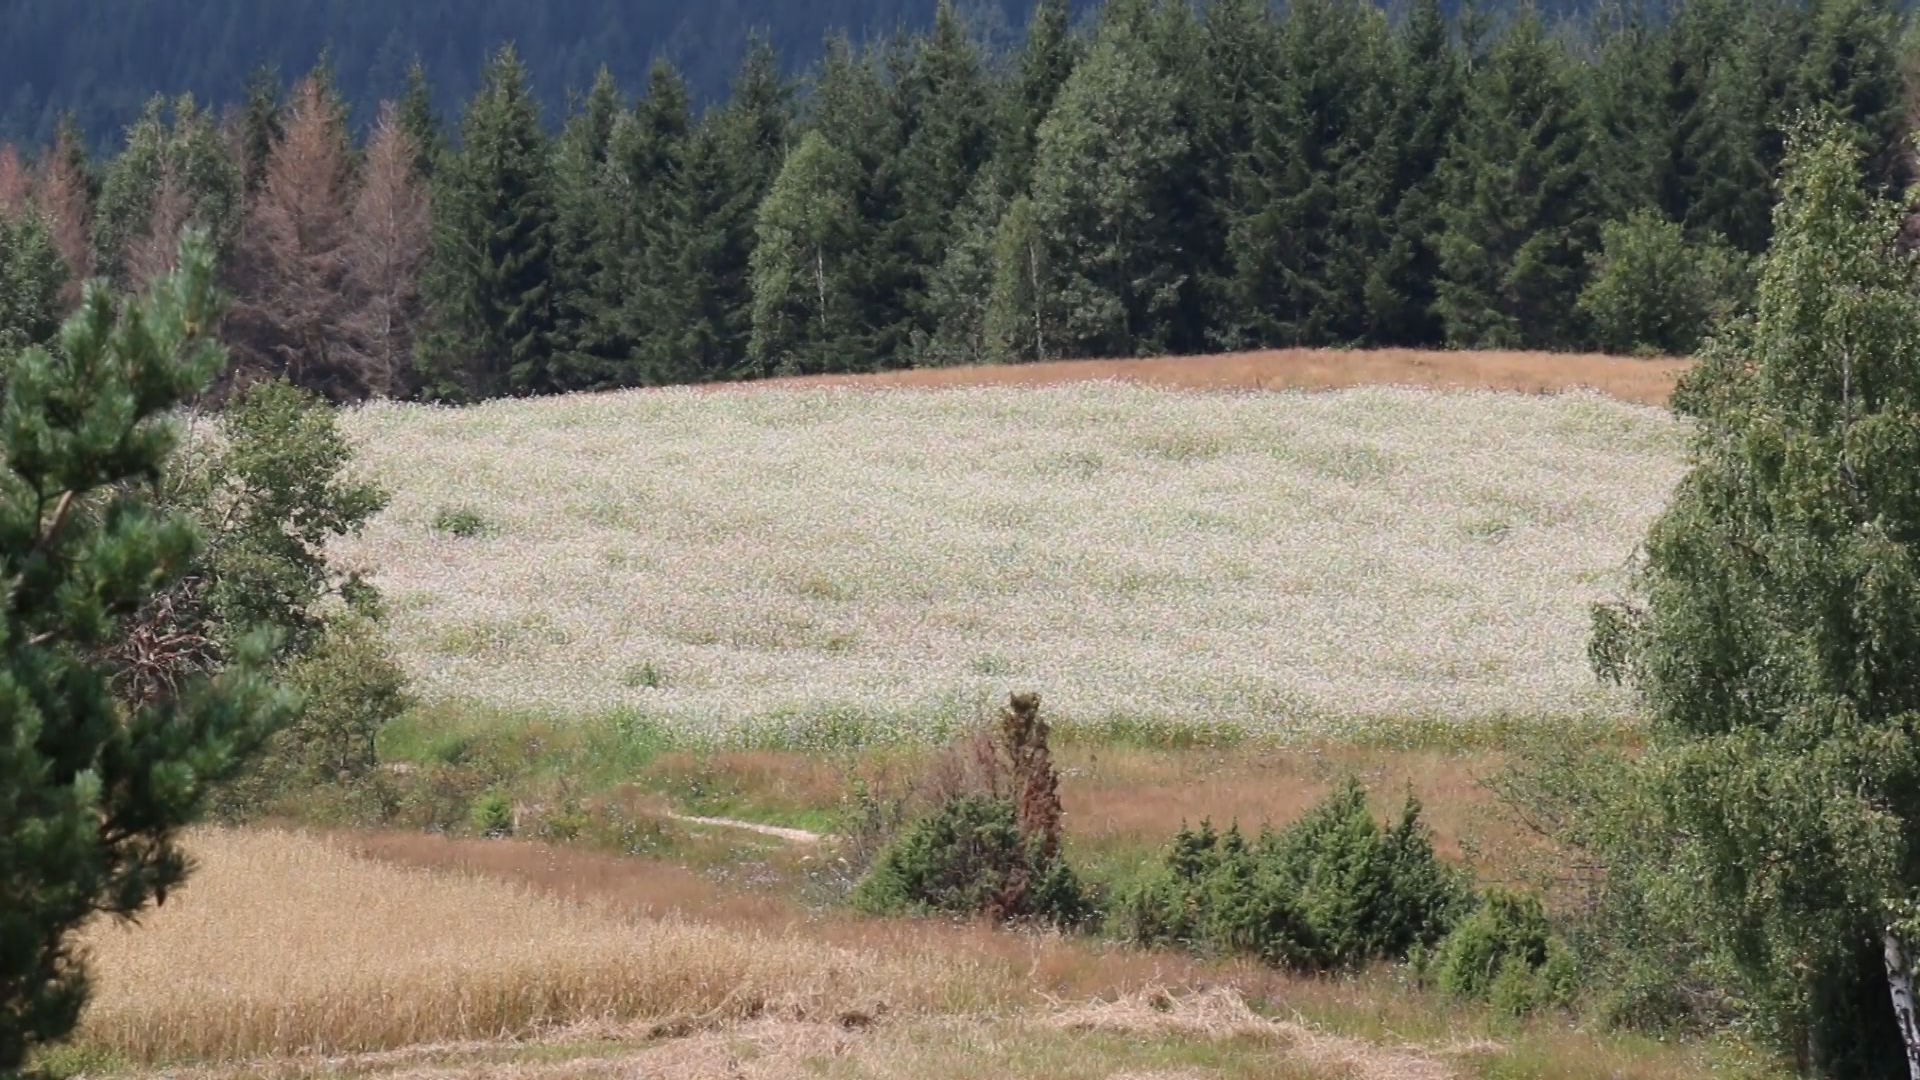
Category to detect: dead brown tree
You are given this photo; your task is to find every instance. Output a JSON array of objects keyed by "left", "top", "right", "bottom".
[
  {"left": 0, "top": 145, "right": 29, "bottom": 220},
  {"left": 227, "top": 76, "right": 363, "bottom": 399},
  {"left": 34, "top": 128, "right": 95, "bottom": 305},
  {"left": 345, "top": 103, "right": 431, "bottom": 398}
]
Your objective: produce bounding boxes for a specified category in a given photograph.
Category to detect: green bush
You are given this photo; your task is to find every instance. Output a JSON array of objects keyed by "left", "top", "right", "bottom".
[
  {"left": 851, "top": 792, "right": 1094, "bottom": 928},
  {"left": 1120, "top": 778, "right": 1470, "bottom": 971},
  {"left": 1576, "top": 210, "right": 1751, "bottom": 356},
  {"left": 471, "top": 790, "right": 515, "bottom": 837},
  {"left": 1436, "top": 888, "right": 1576, "bottom": 1014},
  {"left": 432, "top": 506, "right": 493, "bottom": 538}
]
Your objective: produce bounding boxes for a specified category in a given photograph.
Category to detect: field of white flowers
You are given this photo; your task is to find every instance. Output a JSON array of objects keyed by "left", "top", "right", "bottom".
[{"left": 334, "top": 385, "right": 1686, "bottom": 744}]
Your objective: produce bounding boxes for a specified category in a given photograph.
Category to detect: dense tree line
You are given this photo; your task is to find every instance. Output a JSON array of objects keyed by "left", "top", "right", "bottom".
[{"left": 0, "top": 0, "right": 1909, "bottom": 401}]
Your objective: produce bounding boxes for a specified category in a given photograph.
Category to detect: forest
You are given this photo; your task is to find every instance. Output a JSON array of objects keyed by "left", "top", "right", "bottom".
[{"left": 0, "top": 0, "right": 1908, "bottom": 402}]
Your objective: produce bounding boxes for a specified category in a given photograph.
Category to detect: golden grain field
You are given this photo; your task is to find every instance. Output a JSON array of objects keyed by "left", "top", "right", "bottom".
[
  {"left": 75, "top": 830, "right": 1019, "bottom": 1063},
  {"left": 333, "top": 384, "right": 1685, "bottom": 742}
]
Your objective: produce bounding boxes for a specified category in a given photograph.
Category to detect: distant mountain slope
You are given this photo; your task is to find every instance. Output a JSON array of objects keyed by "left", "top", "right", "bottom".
[{"left": 0, "top": 0, "right": 1048, "bottom": 148}]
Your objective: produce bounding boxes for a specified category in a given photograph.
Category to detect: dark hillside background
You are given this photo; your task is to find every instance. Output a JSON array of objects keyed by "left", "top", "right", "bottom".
[{"left": 0, "top": 0, "right": 1086, "bottom": 148}]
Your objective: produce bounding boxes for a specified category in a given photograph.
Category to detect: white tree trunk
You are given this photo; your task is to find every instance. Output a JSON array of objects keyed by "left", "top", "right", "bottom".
[{"left": 1883, "top": 930, "right": 1920, "bottom": 1080}]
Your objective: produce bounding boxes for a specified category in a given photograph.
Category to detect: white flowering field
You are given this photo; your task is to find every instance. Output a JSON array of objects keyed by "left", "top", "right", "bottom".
[{"left": 334, "top": 385, "right": 1686, "bottom": 744}]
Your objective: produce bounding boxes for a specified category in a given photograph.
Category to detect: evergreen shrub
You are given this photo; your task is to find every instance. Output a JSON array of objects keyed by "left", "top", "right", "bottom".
[{"left": 1119, "top": 778, "right": 1469, "bottom": 970}]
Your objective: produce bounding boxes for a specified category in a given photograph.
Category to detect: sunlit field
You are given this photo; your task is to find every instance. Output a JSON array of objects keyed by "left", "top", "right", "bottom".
[{"left": 335, "top": 384, "right": 1686, "bottom": 744}]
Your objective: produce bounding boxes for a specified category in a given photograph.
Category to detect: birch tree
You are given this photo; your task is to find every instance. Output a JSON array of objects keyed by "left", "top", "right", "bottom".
[{"left": 1593, "top": 120, "right": 1920, "bottom": 1078}]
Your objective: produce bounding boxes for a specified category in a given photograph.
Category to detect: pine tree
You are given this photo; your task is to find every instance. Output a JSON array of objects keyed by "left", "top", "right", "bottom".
[
  {"left": 999, "top": 22, "right": 1186, "bottom": 360},
  {"left": 1435, "top": 12, "right": 1601, "bottom": 350},
  {"left": 416, "top": 45, "right": 559, "bottom": 400},
  {"left": 346, "top": 102, "right": 431, "bottom": 398},
  {"left": 228, "top": 76, "right": 361, "bottom": 398},
  {"left": 1795, "top": 0, "right": 1906, "bottom": 194},
  {"left": 748, "top": 130, "right": 862, "bottom": 375},
  {"left": 0, "top": 230, "right": 292, "bottom": 1073},
  {"left": 1191, "top": 0, "right": 1280, "bottom": 345}
]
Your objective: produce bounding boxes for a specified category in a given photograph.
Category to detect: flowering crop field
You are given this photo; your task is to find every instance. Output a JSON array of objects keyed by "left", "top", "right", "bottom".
[{"left": 334, "top": 384, "right": 1686, "bottom": 745}]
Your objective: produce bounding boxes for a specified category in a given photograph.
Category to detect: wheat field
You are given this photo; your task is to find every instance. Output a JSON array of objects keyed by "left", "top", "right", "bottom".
[
  {"left": 75, "top": 830, "right": 1019, "bottom": 1062},
  {"left": 333, "top": 383, "right": 1686, "bottom": 743}
]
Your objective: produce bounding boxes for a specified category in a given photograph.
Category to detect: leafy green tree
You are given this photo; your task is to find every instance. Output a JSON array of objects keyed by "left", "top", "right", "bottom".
[
  {"left": 0, "top": 231, "right": 292, "bottom": 1072},
  {"left": 1577, "top": 210, "right": 1750, "bottom": 356},
  {"left": 416, "top": 46, "right": 559, "bottom": 400},
  {"left": 1435, "top": 11, "right": 1601, "bottom": 350},
  {"left": 1001, "top": 23, "right": 1186, "bottom": 359},
  {"left": 984, "top": 194, "right": 1048, "bottom": 361},
  {"left": 162, "top": 380, "right": 388, "bottom": 661},
  {"left": 92, "top": 95, "right": 243, "bottom": 288},
  {"left": 748, "top": 130, "right": 862, "bottom": 375},
  {"left": 1591, "top": 122, "right": 1920, "bottom": 1077}
]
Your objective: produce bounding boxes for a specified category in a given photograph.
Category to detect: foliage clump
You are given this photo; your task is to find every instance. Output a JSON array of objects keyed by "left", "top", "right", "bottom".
[
  {"left": 1119, "top": 778, "right": 1469, "bottom": 971},
  {"left": 1433, "top": 888, "right": 1577, "bottom": 1015},
  {"left": 0, "top": 231, "right": 293, "bottom": 1072},
  {"left": 851, "top": 693, "right": 1094, "bottom": 928},
  {"left": 1576, "top": 210, "right": 1750, "bottom": 356}
]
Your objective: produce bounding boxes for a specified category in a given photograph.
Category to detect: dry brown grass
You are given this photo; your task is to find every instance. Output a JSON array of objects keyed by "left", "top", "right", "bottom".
[
  {"left": 731, "top": 349, "right": 1690, "bottom": 407},
  {"left": 75, "top": 830, "right": 1018, "bottom": 1064}
]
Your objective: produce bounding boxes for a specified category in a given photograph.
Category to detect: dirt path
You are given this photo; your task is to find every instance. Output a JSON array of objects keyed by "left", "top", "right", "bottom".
[
  {"left": 665, "top": 813, "right": 825, "bottom": 845},
  {"left": 713, "top": 347, "right": 1689, "bottom": 407}
]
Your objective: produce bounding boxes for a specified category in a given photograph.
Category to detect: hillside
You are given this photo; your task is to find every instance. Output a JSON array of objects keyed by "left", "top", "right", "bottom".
[
  {"left": 0, "top": 0, "right": 1055, "bottom": 147},
  {"left": 332, "top": 371, "right": 1686, "bottom": 744}
]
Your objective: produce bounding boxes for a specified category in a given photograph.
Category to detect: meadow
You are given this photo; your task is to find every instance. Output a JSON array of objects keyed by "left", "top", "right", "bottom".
[
  {"left": 55, "top": 362, "right": 1770, "bottom": 1080},
  {"left": 335, "top": 380, "right": 1686, "bottom": 744}
]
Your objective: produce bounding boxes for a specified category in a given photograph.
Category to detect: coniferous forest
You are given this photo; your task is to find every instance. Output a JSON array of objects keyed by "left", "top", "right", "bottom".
[{"left": 0, "top": 0, "right": 1909, "bottom": 403}]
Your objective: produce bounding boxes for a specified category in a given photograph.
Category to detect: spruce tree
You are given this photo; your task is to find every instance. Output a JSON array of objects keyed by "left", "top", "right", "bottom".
[
  {"left": 996, "top": 0, "right": 1079, "bottom": 200},
  {"left": 893, "top": 2, "right": 994, "bottom": 350},
  {"left": 238, "top": 65, "right": 283, "bottom": 197},
  {"left": 0, "top": 231, "right": 291, "bottom": 1073},
  {"left": 685, "top": 39, "right": 791, "bottom": 382},
  {"left": 1376, "top": 0, "right": 1464, "bottom": 346},
  {"left": 0, "top": 212, "right": 64, "bottom": 356},
  {"left": 415, "top": 46, "right": 559, "bottom": 400},
  {"left": 1227, "top": 0, "right": 1398, "bottom": 347},
  {"left": 1435, "top": 11, "right": 1601, "bottom": 350},
  {"left": 548, "top": 67, "right": 625, "bottom": 392},
  {"left": 397, "top": 60, "right": 445, "bottom": 181},
  {"left": 610, "top": 61, "right": 697, "bottom": 385}
]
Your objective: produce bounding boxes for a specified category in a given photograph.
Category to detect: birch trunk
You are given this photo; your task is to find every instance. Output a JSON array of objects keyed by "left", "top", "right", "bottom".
[{"left": 1884, "top": 929, "right": 1920, "bottom": 1080}]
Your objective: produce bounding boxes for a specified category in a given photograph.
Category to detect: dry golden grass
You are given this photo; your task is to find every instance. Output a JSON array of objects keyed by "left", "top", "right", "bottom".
[
  {"left": 75, "top": 830, "right": 1018, "bottom": 1064},
  {"left": 735, "top": 348, "right": 1690, "bottom": 407}
]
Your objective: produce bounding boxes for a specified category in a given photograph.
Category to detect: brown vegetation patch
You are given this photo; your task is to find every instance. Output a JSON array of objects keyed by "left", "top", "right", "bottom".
[{"left": 726, "top": 349, "right": 1690, "bottom": 406}]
